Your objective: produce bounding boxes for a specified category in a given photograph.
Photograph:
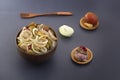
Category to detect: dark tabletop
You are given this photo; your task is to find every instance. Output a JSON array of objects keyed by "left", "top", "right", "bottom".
[{"left": 0, "top": 0, "right": 120, "bottom": 80}]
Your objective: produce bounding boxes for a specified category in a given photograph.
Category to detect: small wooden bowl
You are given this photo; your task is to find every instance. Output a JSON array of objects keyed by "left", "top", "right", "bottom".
[
  {"left": 71, "top": 47, "right": 93, "bottom": 64},
  {"left": 80, "top": 17, "right": 99, "bottom": 30},
  {"left": 16, "top": 24, "right": 58, "bottom": 63}
]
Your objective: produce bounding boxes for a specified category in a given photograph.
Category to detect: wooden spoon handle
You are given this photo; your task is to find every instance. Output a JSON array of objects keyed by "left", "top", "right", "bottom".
[
  {"left": 56, "top": 12, "right": 73, "bottom": 16},
  {"left": 37, "top": 12, "right": 73, "bottom": 16}
]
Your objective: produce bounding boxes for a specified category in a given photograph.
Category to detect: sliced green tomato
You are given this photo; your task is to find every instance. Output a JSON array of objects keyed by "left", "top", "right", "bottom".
[{"left": 59, "top": 25, "right": 74, "bottom": 37}]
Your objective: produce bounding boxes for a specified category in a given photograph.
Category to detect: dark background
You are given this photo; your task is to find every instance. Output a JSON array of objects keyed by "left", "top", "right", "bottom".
[{"left": 0, "top": 0, "right": 120, "bottom": 80}]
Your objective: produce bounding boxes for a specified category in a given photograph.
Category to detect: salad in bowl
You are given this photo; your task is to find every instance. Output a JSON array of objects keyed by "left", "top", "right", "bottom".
[{"left": 16, "top": 22, "right": 58, "bottom": 63}]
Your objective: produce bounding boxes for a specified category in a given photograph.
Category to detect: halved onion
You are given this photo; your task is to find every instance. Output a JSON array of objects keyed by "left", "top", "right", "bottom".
[{"left": 59, "top": 25, "right": 74, "bottom": 37}]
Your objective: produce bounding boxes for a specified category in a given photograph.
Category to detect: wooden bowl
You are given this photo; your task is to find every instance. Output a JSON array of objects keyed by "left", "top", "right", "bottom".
[
  {"left": 80, "top": 17, "right": 99, "bottom": 30},
  {"left": 71, "top": 47, "right": 93, "bottom": 64},
  {"left": 16, "top": 23, "right": 58, "bottom": 63}
]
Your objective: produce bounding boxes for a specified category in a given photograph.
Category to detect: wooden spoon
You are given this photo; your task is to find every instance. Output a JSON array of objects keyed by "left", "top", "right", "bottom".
[{"left": 20, "top": 12, "right": 73, "bottom": 18}]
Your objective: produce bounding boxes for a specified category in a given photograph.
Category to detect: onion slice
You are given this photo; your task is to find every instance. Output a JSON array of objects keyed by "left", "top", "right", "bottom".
[
  {"left": 48, "top": 30, "right": 57, "bottom": 40},
  {"left": 19, "top": 29, "right": 32, "bottom": 41}
]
